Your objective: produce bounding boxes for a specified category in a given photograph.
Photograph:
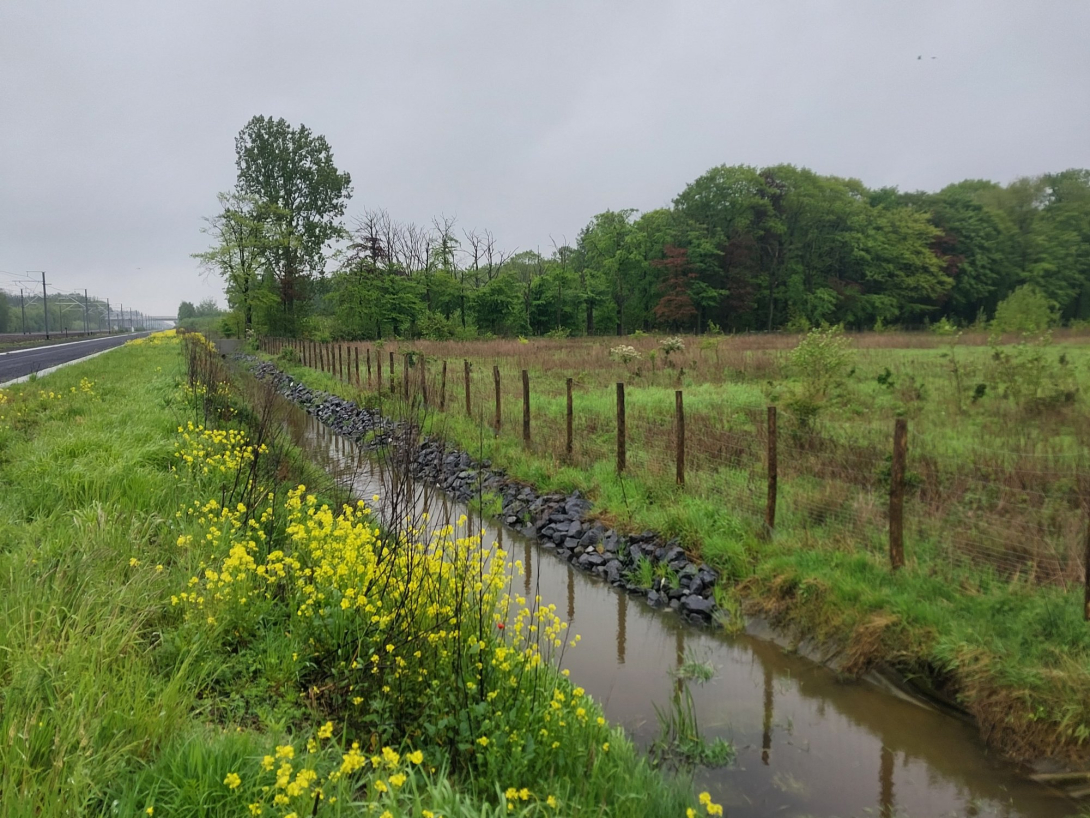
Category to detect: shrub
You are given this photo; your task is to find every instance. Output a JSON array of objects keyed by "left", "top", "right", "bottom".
[
  {"left": 991, "top": 285, "right": 1056, "bottom": 333},
  {"left": 930, "top": 316, "right": 958, "bottom": 335},
  {"left": 609, "top": 345, "right": 641, "bottom": 365},
  {"left": 987, "top": 332, "right": 1077, "bottom": 414},
  {"left": 780, "top": 326, "right": 854, "bottom": 430},
  {"left": 660, "top": 336, "right": 685, "bottom": 357},
  {"left": 417, "top": 310, "right": 456, "bottom": 341}
]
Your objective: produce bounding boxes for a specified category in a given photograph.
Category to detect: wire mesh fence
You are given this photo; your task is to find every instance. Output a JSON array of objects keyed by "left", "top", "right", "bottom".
[{"left": 261, "top": 337, "right": 1090, "bottom": 609}]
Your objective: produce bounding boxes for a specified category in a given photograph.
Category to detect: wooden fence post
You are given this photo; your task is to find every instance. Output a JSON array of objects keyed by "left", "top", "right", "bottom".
[
  {"left": 403, "top": 353, "right": 410, "bottom": 399},
  {"left": 616, "top": 382, "right": 626, "bottom": 473},
  {"left": 675, "top": 390, "right": 685, "bottom": 486},
  {"left": 376, "top": 350, "right": 383, "bottom": 391},
  {"left": 464, "top": 360, "right": 471, "bottom": 417},
  {"left": 889, "top": 418, "right": 907, "bottom": 571},
  {"left": 566, "top": 377, "right": 573, "bottom": 457},
  {"left": 1084, "top": 512, "right": 1090, "bottom": 621},
  {"left": 493, "top": 365, "right": 502, "bottom": 432},
  {"left": 354, "top": 347, "right": 360, "bottom": 386},
  {"left": 420, "top": 357, "right": 428, "bottom": 406},
  {"left": 366, "top": 348, "right": 372, "bottom": 388},
  {"left": 319, "top": 344, "right": 326, "bottom": 373},
  {"left": 440, "top": 361, "right": 447, "bottom": 410},
  {"left": 522, "top": 369, "right": 531, "bottom": 443},
  {"left": 765, "top": 406, "right": 778, "bottom": 534},
  {"left": 389, "top": 352, "right": 395, "bottom": 394}
]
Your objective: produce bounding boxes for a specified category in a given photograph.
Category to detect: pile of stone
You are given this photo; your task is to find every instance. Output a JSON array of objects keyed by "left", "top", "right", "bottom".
[{"left": 242, "top": 356, "right": 721, "bottom": 626}]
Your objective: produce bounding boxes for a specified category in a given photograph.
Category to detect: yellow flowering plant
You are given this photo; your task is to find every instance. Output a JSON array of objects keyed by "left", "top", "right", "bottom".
[{"left": 168, "top": 338, "right": 702, "bottom": 816}]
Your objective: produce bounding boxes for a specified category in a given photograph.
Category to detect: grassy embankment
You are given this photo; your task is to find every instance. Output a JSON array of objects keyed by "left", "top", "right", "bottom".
[
  {"left": 264, "top": 329, "right": 1090, "bottom": 763},
  {"left": 0, "top": 333, "right": 706, "bottom": 816}
]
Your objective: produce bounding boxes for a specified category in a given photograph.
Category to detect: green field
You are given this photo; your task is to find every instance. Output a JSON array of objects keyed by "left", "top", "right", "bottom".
[
  {"left": 0, "top": 333, "right": 703, "bottom": 816},
  {"left": 265, "top": 328, "right": 1090, "bottom": 763}
]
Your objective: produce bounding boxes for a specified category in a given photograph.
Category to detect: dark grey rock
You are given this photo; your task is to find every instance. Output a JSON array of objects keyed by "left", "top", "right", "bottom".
[
  {"left": 679, "top": 595, "right": 716, "bottom": 617},
  {"left": 663, "top": 545, "right": 685, "bottom": 566},
  {"left": 578, "top": 551, "right": 605, "bottom": 569},
  {"left": 578, "top": 526, "right": 602, "bottom": 548},
  {"left": 601, "top": 531, "right": 619, "bottom": 553}
]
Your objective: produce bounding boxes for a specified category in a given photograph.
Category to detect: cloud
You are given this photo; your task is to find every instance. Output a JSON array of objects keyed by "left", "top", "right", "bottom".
[{"left": 1, "top": 0, "right": 1087, "bottom": 313}]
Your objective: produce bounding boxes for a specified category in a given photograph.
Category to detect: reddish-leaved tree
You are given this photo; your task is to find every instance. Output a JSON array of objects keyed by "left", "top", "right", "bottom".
[{"left": 653, "top": 244, "right": 698, "bottom": 329}]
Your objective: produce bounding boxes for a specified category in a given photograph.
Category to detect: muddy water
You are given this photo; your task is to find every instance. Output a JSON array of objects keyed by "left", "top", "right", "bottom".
[{"left": 284, "top": 403, "right": 1077, "bottom": 818}]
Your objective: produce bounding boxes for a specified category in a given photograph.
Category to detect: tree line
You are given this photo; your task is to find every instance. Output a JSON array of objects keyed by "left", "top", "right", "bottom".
[
  {"left": 0, "top": 289, "right": 127, "bottom": 335},
  {"left": 195, "top": 116, "right": 1090, "bottom": 339}
]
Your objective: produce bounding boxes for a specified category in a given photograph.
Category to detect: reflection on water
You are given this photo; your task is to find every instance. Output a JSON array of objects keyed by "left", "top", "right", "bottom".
[{"left": 284, "top": 404, "right": 1077, "bottom": 818}]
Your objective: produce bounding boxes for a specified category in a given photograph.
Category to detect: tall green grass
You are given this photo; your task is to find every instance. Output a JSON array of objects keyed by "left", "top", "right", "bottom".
[
  {"left": 0, "top": 341, "right": 700, "bottom": 816},
  {"left": 269, "top": 346, "right": 1090, "bottom": 763}
]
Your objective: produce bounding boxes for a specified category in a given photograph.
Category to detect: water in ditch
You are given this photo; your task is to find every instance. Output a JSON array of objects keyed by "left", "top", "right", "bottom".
[{"left": 282, "top": 398, "right": 1078, "bottom": 818}]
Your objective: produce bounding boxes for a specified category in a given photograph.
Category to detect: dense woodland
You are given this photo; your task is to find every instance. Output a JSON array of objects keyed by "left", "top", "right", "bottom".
[{"left": 196, "top": 117, "right": 1090, "bottom": 340}]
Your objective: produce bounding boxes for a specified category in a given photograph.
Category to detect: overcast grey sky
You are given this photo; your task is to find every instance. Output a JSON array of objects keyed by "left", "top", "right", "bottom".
[{"left": 2, "top": 1, "right": 1088, "bottom": 315}]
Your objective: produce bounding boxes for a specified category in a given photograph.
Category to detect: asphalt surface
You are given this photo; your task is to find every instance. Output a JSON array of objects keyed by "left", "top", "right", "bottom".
[{"left": 0, "top": 332, "right": 152, "bottom": 384}]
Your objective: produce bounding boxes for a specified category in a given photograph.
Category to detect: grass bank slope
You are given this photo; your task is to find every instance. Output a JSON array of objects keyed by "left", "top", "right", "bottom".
[
  {"left": 261, "top": 331, "right": 1090, "bottom": 764},
  {"left": 0, "top": 334, "right": 705, "bottom": 817}
]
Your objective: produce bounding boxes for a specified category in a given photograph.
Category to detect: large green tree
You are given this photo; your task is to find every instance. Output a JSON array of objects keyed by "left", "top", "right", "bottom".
[
  {"left": 193, "top": 192, "right": 271, "bottom": 333},
  {"left": 233, "top": 116, "right": 353, "bottom": 333}
]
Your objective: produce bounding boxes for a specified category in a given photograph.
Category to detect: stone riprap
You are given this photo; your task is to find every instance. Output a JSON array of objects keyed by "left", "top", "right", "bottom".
[{"left": 242, "top": 356, "right": 720, "bottom": 625}]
